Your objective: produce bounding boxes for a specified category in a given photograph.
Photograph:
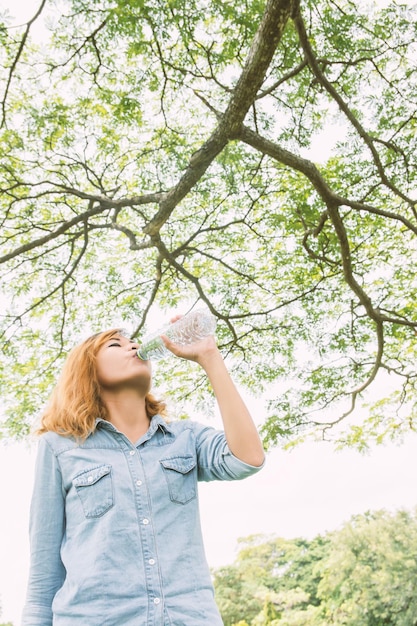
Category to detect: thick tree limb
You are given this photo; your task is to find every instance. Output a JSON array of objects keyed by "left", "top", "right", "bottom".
[{"left": 144, "top": 0, "right": 300, "bottom": 236}]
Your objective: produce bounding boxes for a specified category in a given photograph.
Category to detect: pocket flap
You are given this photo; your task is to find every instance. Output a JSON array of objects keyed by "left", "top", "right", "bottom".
[
  {"left": 73, "top": 464, "right": 112, "bottom": 488},
  {"left": 160, "top": 455, "right": 196, "bottom": 474}
]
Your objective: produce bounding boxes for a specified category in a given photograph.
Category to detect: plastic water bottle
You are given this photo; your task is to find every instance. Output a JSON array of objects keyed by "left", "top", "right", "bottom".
[{"left": 137, "top": 308, "right": 217, "bottom": 361}]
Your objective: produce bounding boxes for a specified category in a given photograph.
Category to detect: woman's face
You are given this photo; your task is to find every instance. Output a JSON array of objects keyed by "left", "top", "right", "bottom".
[{"left": 96, "top": 331, "right": 151, "bottom": 392}]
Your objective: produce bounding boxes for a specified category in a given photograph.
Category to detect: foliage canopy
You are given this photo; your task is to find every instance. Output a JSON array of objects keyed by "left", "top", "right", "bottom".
[
  {"left": 0, "top": 0, "right": 416, "bottom": 444},
  {"left": 213, "top": 508, "right": 417, "bottom": 625}
]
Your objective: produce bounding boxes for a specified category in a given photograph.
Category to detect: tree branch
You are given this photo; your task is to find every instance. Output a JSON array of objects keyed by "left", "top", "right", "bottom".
[
  {"left": 1, "top": 0, "right": 48, "bottom": 128},
  {"left": 143, "top": 0, "right": 300, "bottom": 236},
  {"left": 293, "top": 8, "right": 416, "bottom": 207}
]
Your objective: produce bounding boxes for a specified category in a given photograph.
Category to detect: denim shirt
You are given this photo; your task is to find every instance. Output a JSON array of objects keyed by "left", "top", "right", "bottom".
[{"left": 22, "top": 415, "right": 264, "bottom": 626}]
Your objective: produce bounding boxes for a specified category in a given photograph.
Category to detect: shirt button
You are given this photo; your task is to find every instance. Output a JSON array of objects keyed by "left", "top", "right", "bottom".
[
  {"left": 129, "top": 450, "right": 136, "bottom": 455},
  {"left": 87, "top": 476, "right": 94, "bottom": 483},
  {"left": 143, "top": 518, "right": 149, "bottom": 525},
  {"left": 153, "top": 598, "right": 160, "bottom": 605},
  {"left": 136, "top": 480, "right": 142, "bottom": 487},
  {"left": 148, "top": 558, "right": 155, "bottom": 565}
]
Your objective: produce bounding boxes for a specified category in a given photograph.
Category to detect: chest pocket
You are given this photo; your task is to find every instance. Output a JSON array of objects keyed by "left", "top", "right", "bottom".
[
  {"left": 160, "top": 455, "right": 197, "bottom": 504},
  {"left": 73, "top": 464, "right": 114, "bottom": 518}
]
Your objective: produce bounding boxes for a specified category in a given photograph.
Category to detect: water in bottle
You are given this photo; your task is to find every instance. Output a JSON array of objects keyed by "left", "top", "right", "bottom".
[{"left": 137, "top": 308, "right": 217, "bottom": 361}]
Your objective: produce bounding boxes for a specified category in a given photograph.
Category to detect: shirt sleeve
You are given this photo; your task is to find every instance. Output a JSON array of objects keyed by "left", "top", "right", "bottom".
[
  {"left": 22, "top": 436, "right": 66, "bottom": 626},
  {"left": 192, "top": 422, "right": 265, "bottom": 482}
]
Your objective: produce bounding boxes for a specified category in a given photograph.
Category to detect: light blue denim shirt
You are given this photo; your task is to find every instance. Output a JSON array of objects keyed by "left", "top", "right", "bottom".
[{"left": 22, "top": 415, "right": 264, "bottom": 625}]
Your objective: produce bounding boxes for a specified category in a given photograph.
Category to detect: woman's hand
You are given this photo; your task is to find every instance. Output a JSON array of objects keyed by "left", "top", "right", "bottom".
[
  {"left": 158, "top": 313, "right": 219, "bottom": 365},
  {"left": 160, "top": 331, "right": 219, "bottom": 365}
]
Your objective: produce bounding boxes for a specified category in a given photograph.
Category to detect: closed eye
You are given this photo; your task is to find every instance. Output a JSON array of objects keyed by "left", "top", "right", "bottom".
[{"left": 108, "top": 342, "right": 122, "bottom": 347}]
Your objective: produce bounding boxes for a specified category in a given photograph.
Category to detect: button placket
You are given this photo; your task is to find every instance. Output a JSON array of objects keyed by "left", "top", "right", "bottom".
[{"left": 125, "top": 443, "right": 163, "bottom": 621}]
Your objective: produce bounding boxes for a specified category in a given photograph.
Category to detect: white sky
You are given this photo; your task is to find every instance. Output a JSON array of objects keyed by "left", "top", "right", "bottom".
[{"left": 1, "top": 0, "right": 416, "bottom": 623}]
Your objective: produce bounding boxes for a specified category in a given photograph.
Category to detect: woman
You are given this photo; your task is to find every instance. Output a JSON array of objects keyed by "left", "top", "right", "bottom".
[{"left": 22, "top": 321, "right": 265, "bottom": 625}]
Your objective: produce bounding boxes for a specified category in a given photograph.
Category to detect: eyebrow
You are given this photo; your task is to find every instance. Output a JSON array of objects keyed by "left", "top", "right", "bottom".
[{"left": 106, "top": 335, "right": 135, "bottom": 343}]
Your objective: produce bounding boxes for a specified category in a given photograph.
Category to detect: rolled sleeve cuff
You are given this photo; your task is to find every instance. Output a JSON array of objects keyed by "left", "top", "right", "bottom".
[{"left": 221, "top": 447, "right": 266, "bottom": 480}]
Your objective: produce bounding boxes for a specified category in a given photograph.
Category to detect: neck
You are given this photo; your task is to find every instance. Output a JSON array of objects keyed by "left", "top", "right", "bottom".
[{"left": 101, "top": 387, "right": 150, "bottom": 443}]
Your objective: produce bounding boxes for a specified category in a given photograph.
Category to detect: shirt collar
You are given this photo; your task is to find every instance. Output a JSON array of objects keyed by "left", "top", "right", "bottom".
[
  {"left": 95, "top": 414, "right": 173, "bottom": 437},
  {"left": 149, "top": 413, "right": 174, "bottom": 435}
]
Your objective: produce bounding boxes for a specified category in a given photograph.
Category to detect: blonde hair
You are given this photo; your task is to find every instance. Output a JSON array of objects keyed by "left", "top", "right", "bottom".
[{"left": 37, "top": 328, "right": 167, "bottom": 440}]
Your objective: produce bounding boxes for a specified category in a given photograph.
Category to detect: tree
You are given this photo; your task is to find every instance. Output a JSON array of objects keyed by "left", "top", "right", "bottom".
[
  {"left": 212, "top": 509, "right": 417, "bottom": 625},
  {"left": 316, "top": 509, "right": 417, "bottom": 625},
  {"left": 213, "top": 564, "right": 263, "bottom": 626},
  {"left": 252, "top": 596, "right": 279, "bottom": 625},
  {"left": 1, "top": 0, "right": 416, "bottom": 444},
  {"left": 213, "top": 533, "right": 329, "bottom": 624}
]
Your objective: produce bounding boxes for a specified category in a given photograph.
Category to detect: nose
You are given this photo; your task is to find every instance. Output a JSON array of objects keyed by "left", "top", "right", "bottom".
[{"left": 130, "top": 341, "right": 139, "bottom": 351}]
